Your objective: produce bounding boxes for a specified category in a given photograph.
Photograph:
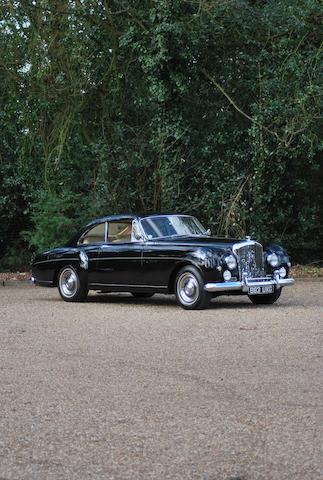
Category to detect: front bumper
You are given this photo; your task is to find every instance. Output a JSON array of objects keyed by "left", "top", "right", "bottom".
[{"left": 204, "top": 273, "right": 295, "bottom": 293}]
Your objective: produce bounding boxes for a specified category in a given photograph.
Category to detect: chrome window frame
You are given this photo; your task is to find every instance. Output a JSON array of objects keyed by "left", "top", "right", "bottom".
[
  {"left": 77, "top": 221, "right": 107, "bottom": 246},
  {"left": 105, "top": 219, "right": 145, "bottom": 244}
]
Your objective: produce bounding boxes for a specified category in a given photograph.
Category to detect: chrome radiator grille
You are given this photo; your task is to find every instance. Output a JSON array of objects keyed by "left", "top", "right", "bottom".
[{"left": 233, "top": 242, "right": 264, "bottom": 278}]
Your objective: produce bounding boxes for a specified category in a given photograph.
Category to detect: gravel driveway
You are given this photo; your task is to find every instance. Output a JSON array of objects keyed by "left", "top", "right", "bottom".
[{"left": 0, "top": 282, "right": 322, "bottom": 480}]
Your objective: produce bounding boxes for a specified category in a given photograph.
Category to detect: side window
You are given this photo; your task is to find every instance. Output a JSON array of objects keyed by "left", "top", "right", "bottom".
[
  {"left": 79, "top": 223, "right": 106, "bottom": 244},
  {"left": 108, "top": 221, "right": 132, "bottom": 243}
]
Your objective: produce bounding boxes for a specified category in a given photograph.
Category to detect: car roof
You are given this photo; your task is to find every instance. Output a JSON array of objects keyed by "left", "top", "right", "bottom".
[
  {"left": 85, "top": 213, "right": 192, "bottom": 227},
  {"left": 86, "top": 214, "right": 136, "bottom": 227}
]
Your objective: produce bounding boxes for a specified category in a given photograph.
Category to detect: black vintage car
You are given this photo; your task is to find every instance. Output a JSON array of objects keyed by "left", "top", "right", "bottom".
[{"left": 32, "top": 214, "right": 295, "bottom": 309}]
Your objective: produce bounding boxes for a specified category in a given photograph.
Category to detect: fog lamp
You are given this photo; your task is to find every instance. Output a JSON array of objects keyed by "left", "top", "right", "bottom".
[
  {"left": 223, "top": 270, "right": 232, "bottom": 282},
  {"left": 278, "top": 267, "right": 287, "bottom": 278}
]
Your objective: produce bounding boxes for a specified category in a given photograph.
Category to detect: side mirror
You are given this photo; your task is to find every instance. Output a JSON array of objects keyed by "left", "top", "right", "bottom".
[
  {"left": 134, "top": 231, "right": 143, "bottom": 241},
  {"left": 206, "top": 228, "right": 211, "bottom": 236},
  {"left": 132, "top": 221, "right": 144, "bottom": 242},
  {"left": 132, "top": 225, "right": 143, "bottom": 242}
]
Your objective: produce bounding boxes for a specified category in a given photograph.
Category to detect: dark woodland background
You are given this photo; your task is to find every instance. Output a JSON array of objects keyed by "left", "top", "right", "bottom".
[{"left": 0, "top": 0, "right": 322, "bottom": 269}]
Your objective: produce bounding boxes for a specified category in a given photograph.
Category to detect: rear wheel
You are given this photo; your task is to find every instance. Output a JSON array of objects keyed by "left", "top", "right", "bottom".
[
  {"left": 175, "top": 266, "right": 211, "bottom": 310},
  {"left": 58, "top": 266, "right": 88, "bottom": 302},
  {"left": 248, "top": 288, "right": 281, "bottom": 305},
  {"left": 131, "top": 292, "right": 154, "bottom": 298}
]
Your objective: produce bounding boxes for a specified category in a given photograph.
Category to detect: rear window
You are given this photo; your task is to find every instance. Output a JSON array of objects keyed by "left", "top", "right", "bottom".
[{"left": 79, "top": 223, "right": 105, "bottom": 244}]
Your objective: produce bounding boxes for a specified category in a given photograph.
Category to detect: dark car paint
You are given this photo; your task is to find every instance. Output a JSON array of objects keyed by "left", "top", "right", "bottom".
[{"left": 32, "top": 214, "right": 288, "bottom": 293}]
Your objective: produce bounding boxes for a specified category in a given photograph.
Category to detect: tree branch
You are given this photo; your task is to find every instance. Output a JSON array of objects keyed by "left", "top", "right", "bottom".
[{"left": 200, "top": 68, "right": 283, "bottom": 143}]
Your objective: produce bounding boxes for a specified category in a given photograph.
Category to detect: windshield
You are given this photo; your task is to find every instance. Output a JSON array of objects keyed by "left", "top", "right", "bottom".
[{"left": 140, "top": 215, "right": 206, "bottom": 239}]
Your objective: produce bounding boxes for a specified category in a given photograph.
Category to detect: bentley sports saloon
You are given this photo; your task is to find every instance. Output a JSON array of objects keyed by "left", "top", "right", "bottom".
[{"left": 31, "top": 214, "right": 295, "bottom": 309}]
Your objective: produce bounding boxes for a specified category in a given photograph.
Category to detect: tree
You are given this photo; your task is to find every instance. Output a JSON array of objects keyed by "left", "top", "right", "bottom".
[{"left": 0, "top": 0, "right": 322, "bottom": 267}]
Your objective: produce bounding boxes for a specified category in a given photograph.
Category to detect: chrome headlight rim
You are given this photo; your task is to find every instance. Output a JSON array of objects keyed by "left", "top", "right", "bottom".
[{"left": 224, "top": 254, "right": 237, "bottom": 270}]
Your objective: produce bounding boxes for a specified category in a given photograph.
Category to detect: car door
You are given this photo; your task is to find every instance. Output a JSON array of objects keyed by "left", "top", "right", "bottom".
[
  {"left": 94, "top": 220, "right": 144, "bottom": 288},
  {"left": 141, "top": 241, "right": 181, "bottom": 288}
]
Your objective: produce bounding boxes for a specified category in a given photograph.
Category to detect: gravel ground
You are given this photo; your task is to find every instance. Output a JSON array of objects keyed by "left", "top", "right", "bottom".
[{"left": 0, "top": 282, "right": 322, "bottom": 480}]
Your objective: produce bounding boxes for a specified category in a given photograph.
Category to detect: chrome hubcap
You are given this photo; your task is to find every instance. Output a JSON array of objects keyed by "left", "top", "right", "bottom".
[
  {"left": 177, "top": 272, "right": 199, "bottom": 305},
  {"left": 59, "top": 268, "right": 78, "bottom": 297}
]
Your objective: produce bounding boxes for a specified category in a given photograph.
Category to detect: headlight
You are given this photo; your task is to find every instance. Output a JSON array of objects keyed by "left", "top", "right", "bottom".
[
  {"left": 267, "top": 253, "right": 279, "bottom": 267},
  {"left": 224, "top": 254, "right": 237, "bottom": 270}
]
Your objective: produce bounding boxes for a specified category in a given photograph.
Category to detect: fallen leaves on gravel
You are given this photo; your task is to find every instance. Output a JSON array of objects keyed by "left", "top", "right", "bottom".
[{"left": 0, "top": 272, "right": 31, "bottom": 281}]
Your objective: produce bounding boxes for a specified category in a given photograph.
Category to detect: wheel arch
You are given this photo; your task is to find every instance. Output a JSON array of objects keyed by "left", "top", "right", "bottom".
[
  {"left": 168, "top": 261, "right": 202, "bottom": 294},
  {"left": 53, "top": 266, "right": 61, "bottom": 287},
  {"left": 53, "top": 262, "right": 86, "bottom": 287}
]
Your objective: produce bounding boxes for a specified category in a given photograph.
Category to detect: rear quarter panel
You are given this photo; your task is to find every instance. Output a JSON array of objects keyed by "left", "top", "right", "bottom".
[{"left": 32, "top": 248, "right": 80, "bottom": 286}]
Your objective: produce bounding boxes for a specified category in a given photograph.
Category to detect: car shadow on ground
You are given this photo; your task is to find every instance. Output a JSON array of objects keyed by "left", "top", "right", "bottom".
[
  {"left": 36, "top": 291, "right": 293, "bottom": 310},
  {"left": 84, "top": 293, "right": 288, "bottom": 310}
]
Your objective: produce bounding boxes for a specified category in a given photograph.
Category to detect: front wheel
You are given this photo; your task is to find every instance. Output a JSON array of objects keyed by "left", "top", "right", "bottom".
[
  {"left": 175, "top": 266, "right": 211, "bottom": 310},
  {"left": 58, "top": 266, "right": 88, "bottom": 302},
  {"left": 248, "top": 288, "right": 281, "bottom": 305}
]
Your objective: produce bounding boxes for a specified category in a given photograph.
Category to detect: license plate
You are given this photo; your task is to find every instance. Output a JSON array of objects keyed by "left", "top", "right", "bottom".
[{"left": 248, "top": 285, "right": 274, "bottom": 295}]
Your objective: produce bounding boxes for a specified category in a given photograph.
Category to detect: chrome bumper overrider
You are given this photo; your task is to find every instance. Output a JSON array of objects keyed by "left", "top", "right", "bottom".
[{"left": 204, "top": 274, "right": 295, "bottom": 293}]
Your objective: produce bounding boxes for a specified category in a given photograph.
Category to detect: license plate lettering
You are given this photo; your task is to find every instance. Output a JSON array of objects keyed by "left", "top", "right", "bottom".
[
  {"left": 249, "top": 285, "right": 274, "bottom": 295},
  {"left": 262, "top": 285, "right": 274, "bottom": 294}
]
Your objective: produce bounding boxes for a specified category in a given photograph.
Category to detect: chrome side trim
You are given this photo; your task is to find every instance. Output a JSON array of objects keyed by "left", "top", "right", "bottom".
[
  {"left": 88, "top": 283, "right": 168, "bottom": 289},
  {"left": 97, "top": 256, "right": 177, "bottom": 261},
  {"left": 33, "top": 255, "right": 187, "bottom": 266},
  {"left": 142, "top": 256, "right": 181, "bottom": 261},
  {"left": 204, "top": 275, "right": 295, "bottom": 293},
  {"left": 33, "top": 258, "right": 78, "bottom": 265}
]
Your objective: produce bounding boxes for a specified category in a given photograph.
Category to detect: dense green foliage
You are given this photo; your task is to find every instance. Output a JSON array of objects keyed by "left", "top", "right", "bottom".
[{"left": 0, "top": 0, "right": 322, "bottom": 268}]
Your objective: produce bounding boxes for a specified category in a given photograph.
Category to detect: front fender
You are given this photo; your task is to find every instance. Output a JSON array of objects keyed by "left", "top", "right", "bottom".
[
  {"left": 186, "top": 247, "right": 221, "bottom": 270},
  {"left": 263, "top": 243, "right": 291, "bottom": 275}
]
